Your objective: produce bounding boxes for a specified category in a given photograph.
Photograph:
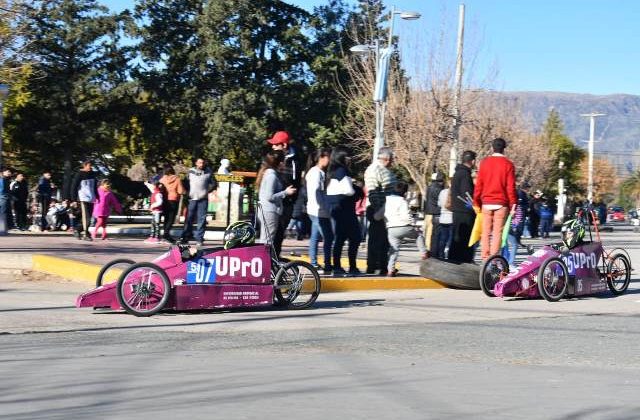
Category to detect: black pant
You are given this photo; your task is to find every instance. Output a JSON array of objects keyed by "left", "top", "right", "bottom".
[
  {"left": 39, "top": 196, "right": 50, "bottom": 229},
  {"left": 163, "top": 200, "right": 179, "bottom": 240},
  {"left": 274, "top": 203, "right": 294, "bottom": 257},
  {"left": 449, "top": 211, "right": 476, "bottom": 263},
  {"left": 76, "top": 201, "right": 94, "bottom": 237},
  {"left": 5, "top": 198, "right": 14, "bottom": 229},
  {"left": 14, "top": 200, "right": 28, "bottom": 229},
  {"left": 332, "top": 211, "right": 361, "bottom": 271},
  {"left": 366, "top": 206, "right": 388, "bottom": 272}
]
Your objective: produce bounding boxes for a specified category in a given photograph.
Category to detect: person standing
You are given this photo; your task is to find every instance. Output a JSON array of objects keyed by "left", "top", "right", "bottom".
[
  {"left": 159, "top": 167, "right": 184, "bottom": 243},
  {"left": 10, "top": 173, "right": 29, "bottom": 231},
  {"left": 179, "top": 158, "right": 216, "bottom": 247},
  {"left": 145, "top": 181, "right": 166, "bottom": 244},
  {"left": 92, "top": 179, "right": 123, "bottom": 240},
  {"left": 528, "top": 190, "right": 543, "bottom": 238},
  {"left": 256, "top": 150, "right": 296, "bottom": 255},
  {"left": 433, "top": 183, "right": 453, "bottom": 259},
  {"left": 37, "top": 171, "right": 53, "bottom": 231},
  {"left": 423, "top": 172, "right": 444, "bottom": 256},
  {"left": 364, "top": 147, "right": 396, "bottom": 274},
  {"left": 326, "top": 146, "right": 363, "bottom": 277},
  {"left": 71, "top": 161, "right": 98, "bottom": 241},
  {"left": 0, "top": 167, "right": 12, "bottom": 233},
  {"left": 305, "top": 147, "right": 334, "bottom": 273},
  {"left": 267, "top": 131, "right": 301, "bottom": 250},
  {"left": 538, "top": 199, "right": 554, "bottom": 238},
  {"left": 449, "top": 150, "right": 477, "bottom": 263},
  {"left": 473, "top": 138, "right": 517, "bottom": 261},
  {"left": 376, "top": 182, "right": 427, "bottom": 276}
]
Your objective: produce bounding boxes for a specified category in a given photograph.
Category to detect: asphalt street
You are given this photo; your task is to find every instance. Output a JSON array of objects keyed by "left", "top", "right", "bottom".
[{"left": 1, "top": 224, "right": 640, "bottom": 419}]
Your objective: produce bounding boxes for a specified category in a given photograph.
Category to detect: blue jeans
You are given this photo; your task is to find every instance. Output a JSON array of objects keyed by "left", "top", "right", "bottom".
[
  {"left": 539, "top": 218, "right": 552, "bottom": 237},
  {"left": 0, "top": 196, "right": 8, "bottom": 232},
  {"left": 181, "top": 199, "right": 208, "bottom": 242},
  {"left": 501, "top": 234, "right": 518, "bottom": 266},
  {"left": 434, "top": 223, "right": 453, "bottom": 259},
  {"left": 309, "top": 214, "right": 334, "bottom": 269}
]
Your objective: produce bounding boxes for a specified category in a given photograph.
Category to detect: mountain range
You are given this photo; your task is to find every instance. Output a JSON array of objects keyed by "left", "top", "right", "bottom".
[{"left": 501, "top": 91, "right": 640, "bottom": 176}]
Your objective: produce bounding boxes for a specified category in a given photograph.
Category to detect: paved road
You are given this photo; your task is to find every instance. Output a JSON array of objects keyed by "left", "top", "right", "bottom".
[{"left": 1, "top": 223, "right": 640, "bottom": 419}]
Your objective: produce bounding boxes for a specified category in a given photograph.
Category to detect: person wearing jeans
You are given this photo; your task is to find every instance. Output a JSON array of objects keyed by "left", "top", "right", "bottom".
[
  {"left": 159, "top": 167, "right": 185, "bottom": 243},
  {"left": 70, "top": 161, "right": 98, "bottom": 241},
  {"left": 180, "top": 158, "right": 216, "bottom": 246},
  {"left": 305, "top": 147, "right": 333, "bottom": 273},
  {"left": 473, "top": 138, "right": 517, "bottom": 260}
]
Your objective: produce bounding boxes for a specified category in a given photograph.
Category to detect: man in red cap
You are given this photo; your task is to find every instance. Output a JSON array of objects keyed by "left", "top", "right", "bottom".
[{"left": 267, "top": 130, "right": 301, "bottom": 252}]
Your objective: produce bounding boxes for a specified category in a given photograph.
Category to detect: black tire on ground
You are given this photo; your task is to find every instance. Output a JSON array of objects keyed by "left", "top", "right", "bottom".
[
  {"left": 116, "top": 262, "right": 171, "bottom": 317},
  {"left": 479, "top": 255, "right": 509, "bottom": 297},
  {"left": 274, "top": 261, "right": 321, "bottom": 309},
  {"left": 96, "top": 258, "right": 136, "bottom": 288},
  {"left": 537, "top": 258, "right": 568, "bottom": 302},
  {"left": 606, "top": 253, "right": 631, "bottom": 295},
  {"left": 419, "top": 258, "right": 481, "bottom": 289}
]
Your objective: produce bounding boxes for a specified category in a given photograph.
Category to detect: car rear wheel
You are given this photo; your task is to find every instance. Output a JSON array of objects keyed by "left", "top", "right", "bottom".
[
  {"left": 274, "top": 261, "right": 321, "bottom": 309},
  {"left": 606, "top": 253, "right": 631, "bottom": 295}
]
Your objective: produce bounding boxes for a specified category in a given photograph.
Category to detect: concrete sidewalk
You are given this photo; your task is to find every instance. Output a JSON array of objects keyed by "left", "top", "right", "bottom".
[{"left": 1, "top": 231, "right": 444, "bottom": 292}]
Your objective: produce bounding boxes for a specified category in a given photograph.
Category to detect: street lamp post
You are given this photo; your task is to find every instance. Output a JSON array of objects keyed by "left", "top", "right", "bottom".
[
  {"left": 0, "top": 84, "right": 9, "bottom": 169},
  {"left": 350, "top": 7, "right": 420, "bottom": 161},
  {"left": 0, "top": 84, "right": 9, "bottom": 235}
]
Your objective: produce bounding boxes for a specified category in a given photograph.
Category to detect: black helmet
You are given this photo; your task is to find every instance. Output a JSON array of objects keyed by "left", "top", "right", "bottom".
[
  {"left": 223, "top": 221, "right": 256, "bottom": 250},
  {"left": 561, "top": 218, "right": 586, "bottom": 249}
]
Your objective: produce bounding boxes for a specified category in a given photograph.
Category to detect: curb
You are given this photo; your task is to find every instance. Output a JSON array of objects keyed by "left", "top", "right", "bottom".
[{"left": 27, "top": 254, "right": 445, "bottom": 292}]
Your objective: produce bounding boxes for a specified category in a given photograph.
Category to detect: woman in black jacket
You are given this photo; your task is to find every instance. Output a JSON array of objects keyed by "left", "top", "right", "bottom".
[{"left": 326, "top": 147, "right": 363, "bottom": 277}]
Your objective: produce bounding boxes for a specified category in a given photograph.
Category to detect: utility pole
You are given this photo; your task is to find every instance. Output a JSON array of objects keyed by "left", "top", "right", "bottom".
[
  {"left": 580, "top": 112, "right": 605, "bottom": 203},
  {"left": 449, "top": 4, "right": 465, "bottom": 177}
]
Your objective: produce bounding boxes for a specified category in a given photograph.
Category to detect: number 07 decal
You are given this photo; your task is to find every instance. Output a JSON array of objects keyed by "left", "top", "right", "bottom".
[{"left": 186, "top": 259, "right": 217, "bottom": 284}]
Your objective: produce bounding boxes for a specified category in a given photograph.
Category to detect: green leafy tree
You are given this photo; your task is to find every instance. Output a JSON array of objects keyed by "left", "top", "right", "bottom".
[
  {"left": 541, "top": 109, "right": 586, "bottom": 196},
  {"left": 4, "top": 0, "right": 130, "bottom": 194}
]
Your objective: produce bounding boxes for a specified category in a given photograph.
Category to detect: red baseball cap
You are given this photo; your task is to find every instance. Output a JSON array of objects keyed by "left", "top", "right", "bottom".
[{"left": 267, "top": 131, "right": 291, "bottom": 145}]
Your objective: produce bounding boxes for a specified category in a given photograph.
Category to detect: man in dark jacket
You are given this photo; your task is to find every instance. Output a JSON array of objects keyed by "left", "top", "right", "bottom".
[
  {"left": 449, "top": 150, "right": 477, "bottom": 263},
  {"left": 37, "top": 171, "right": 52, "bottom": 231},
  {"left": 268, "top": 131, "right": 302, "bottom": 252},
  {"left": 70, "top": 161, "right": 99, "bottom": 240},
  {"left": 0, "top": 167, "right": 12, "bottom": 233},
  {"left": 10, "top": 173, "right": 29, "bottom": 230},
  {"left": 423, "top": 172, "right": 444, "bottom": 255}
]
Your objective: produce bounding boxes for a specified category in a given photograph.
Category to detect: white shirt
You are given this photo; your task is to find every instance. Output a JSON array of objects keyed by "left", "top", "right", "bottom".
[
  {"left": 305, "top": 166, "right": 329, "bottom": 218},
  {"left": 383, "top": 195, "right": 414, "bottom": 228},
  {"left": 437, "top": 188, "right": 453, "bottom": 224}
]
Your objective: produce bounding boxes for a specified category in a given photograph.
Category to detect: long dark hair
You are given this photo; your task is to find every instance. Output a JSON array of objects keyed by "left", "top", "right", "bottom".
[
  {"left": 306, "top": 147, "right": 332, "bottom": 171},
  {"left": 255, "top": 150, "right": 285, "bottom": 189},
  {"left": 326, "top": 146, "right": 351, "bottom": 182}
]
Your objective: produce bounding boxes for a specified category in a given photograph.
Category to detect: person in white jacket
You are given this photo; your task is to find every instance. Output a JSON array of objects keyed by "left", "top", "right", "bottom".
[{"left": 375, "top": 182, "right": 427, "bottom": 276}]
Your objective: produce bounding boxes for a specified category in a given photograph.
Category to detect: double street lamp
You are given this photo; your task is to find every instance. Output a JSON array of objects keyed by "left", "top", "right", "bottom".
[
  {"left": 350, "top": 7, "right": 421, "bottom": 161},
  {"left": 0, "top": 84, "right": 9, "bottom": 168}
]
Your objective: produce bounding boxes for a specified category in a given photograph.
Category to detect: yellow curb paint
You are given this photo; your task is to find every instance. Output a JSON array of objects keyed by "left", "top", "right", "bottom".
[
  {"left": 292, "top": 254, "right": 368, "bottom": 270},
  {"left": 31, "top": 255, "right": 444, "bottom": 291},
  {"left": 321, "top": 277, "right": 444, "bottom": 292},
  {"left": 31, "top": 255, "right": 102, "bottom": 285}
]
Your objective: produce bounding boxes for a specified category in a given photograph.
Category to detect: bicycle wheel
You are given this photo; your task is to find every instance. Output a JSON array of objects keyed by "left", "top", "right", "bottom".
[
  {"left": 274, "top": 261, "right": 321, "bottom": 309},
  {"left": 96, "top": 258, "right": 135, "bottom": 287},
  {"left": 479, "top": 255, "right": 509, "bottom": 297},
  {"left": 606, "top": 253, "right": 631, "bottom": 295},
  {"left": 116, "top": 262, "right": 171, "bottom": 317},
  {"left": 537, "top": 258, "right": 568, "bottom": 302}
]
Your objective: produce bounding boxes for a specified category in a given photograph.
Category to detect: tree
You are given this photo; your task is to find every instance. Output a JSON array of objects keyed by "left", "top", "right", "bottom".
[
  {"left": 578, "top": 158, "right": 617, "bottom": 203},
  {"left": 540, "top": 109, "right": 586, "bottom": 195},
  {"left": 4, "top": 0, "right": 130, "bottom": 194}
]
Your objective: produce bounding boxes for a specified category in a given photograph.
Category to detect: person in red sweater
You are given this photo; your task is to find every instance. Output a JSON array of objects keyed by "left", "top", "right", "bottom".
[{"left": 473, "top": 138, "right": 517, "bottom": 260}]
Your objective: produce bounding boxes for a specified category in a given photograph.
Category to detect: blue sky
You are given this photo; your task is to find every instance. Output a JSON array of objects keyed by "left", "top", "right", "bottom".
[{"left": 103, "top": 0, "right": 640, "bottom": 95}]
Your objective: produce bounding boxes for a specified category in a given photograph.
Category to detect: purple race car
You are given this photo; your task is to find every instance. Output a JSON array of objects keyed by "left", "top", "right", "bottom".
[
  {"left": 76, "top": 241, "right": 321, "bottom": 317},
  {"left": 480, "top": 212, "right": 632, "bottom": 302}
]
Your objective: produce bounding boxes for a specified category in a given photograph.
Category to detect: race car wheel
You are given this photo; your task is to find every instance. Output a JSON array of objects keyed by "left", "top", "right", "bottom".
[
  {"left": 116, "top": 262, "right": 171, "bottom": 317},
  {"left": 96, "top": 258, "right": 135, "bottom": 288},
  {"left": 537, "top": 258, "right": 568, "bottom": 302},
  {"left": 606, "top": 253, "right": 631, "bottom": 295},
  {"left": 274, "top": 261, "right": 321, "bottom": 309},
  {"left": 479, "top": 255, "right": 509, "bottom": 297}
]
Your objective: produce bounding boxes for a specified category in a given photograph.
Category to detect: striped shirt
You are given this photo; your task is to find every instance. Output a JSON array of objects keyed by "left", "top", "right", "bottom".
[{"left": 364, "top": 161, "right": 396, "bottom": 209}]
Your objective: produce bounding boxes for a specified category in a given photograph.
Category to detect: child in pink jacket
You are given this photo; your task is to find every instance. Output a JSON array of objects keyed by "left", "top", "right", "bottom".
[{"left": 92, "top": 180, "right": 123, "bottom": 240}]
